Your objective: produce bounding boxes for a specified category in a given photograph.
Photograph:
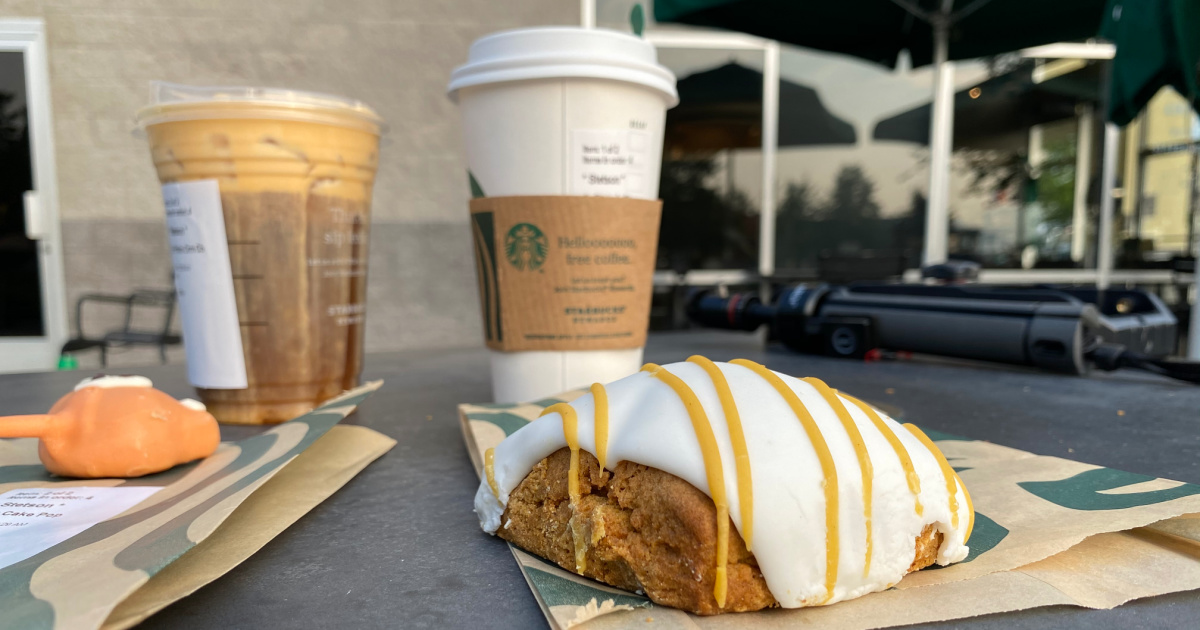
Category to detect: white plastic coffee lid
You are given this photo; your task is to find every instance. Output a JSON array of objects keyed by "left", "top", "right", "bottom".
[
  {"left": 447, "top": 27, "right": 678, "bottom": 106},
  {"left": 135, "top": 81, "right": 384, "bottom": 134}
]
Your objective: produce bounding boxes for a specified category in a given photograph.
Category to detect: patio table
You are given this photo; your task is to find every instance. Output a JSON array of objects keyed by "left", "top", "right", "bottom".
[{"left": 1, "top": 330, "right": 1196, "bottom": 629}]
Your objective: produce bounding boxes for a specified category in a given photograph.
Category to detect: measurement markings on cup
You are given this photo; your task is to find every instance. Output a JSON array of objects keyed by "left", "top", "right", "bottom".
[{"left": 226, "top": 240, "right": 268, "bottom": 327}]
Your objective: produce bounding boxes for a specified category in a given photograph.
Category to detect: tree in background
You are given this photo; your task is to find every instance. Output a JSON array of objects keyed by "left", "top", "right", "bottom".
[
  {"left": 657, "top": 156, "right": 758, "bottom": 271},
  {"left": 1035, "top": 135, "right": 1077, "bottom": 227},
  {"left": 893, "top": 190, "right": 927, "bottom": 257},
  {"left": 823, "top": 165, "right": 881, "bottom": 222},
  {"left": 775, "top": 164, "right": 891, "bottom": 270}
]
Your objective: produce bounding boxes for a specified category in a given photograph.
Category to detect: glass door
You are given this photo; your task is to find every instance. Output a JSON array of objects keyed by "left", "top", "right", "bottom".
[{"left": 0, "top": 20, "right": 66, "bottom": 373}]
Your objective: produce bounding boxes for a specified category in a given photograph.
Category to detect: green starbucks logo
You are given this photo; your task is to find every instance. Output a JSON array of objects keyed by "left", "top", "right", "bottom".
[{"left": 505, "top": 222, "right": 548, "bottom": 271}]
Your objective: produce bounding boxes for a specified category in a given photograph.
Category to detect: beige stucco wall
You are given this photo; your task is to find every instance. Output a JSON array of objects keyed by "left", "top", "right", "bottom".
[{"left": 0, "top": 0, "right": 579, "bottom": 359}]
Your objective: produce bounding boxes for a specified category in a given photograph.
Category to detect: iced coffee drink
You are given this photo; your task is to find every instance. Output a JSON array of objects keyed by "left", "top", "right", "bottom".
[{"left": 137, "top": 83, "right": 382, "bottom": 424}]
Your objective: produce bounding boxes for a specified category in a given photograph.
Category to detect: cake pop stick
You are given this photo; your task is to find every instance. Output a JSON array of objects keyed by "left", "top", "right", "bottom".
[
  {"left": 0, "top": 375, "right": 221, "bottom": 478},
  {"left": 0, "top": 414, "right": 53, "bottom": 439}
]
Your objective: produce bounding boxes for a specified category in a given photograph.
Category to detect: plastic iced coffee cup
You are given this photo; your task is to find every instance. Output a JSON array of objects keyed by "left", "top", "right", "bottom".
[
  {"left": 448, "top": 28, "right": 677, "bottom": 403},
  {"left": 136, "top": 82, "right": 382, "bottom": 424}
]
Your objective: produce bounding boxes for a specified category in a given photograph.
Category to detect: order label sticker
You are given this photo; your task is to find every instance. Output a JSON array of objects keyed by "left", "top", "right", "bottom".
[
  {"left": 162, "top": 180, "right": 248, "bottom": 389},
  {"left": 0, "top": 487, "right": 161, "bottom": 569},
  {"left": 570, "top": 129, "right": 652, "bottom": 199}
]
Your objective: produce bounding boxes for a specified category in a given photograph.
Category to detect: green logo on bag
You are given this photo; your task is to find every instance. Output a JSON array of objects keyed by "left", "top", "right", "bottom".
[{"left": 505, "top": 223, "right": 548, "bottom": 271}]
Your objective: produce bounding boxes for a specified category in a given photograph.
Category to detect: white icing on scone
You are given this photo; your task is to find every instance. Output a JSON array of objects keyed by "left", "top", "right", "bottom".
[{"left": 475, "top": 359, "right": 971, "bottom": 608}]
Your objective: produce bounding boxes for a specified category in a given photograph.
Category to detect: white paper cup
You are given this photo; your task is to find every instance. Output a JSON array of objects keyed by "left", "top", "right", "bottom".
[{"left": 449, "top": 27, "right": 677, "bottom": 402}]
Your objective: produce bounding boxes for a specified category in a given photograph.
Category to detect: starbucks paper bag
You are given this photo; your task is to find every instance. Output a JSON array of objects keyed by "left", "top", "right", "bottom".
[
  {"left": 101, "top": 422, "right": 396, "bottom": 630},
  {"left": 459, "top": 391, "right": 1200, "bottom": 629},
  {"left": 0, "top": 382, "right": 387, "bottom": 630}
]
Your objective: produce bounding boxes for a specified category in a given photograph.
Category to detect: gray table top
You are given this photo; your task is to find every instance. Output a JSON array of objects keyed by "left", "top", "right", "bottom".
[{"left": 2, "top": 330, "right": 1197, "bottom": 629}]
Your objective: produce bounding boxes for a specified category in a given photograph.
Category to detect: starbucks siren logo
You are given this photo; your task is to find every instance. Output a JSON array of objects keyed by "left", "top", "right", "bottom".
[{"left": 505, "top": 222, "right": 548, "bottom": 271}]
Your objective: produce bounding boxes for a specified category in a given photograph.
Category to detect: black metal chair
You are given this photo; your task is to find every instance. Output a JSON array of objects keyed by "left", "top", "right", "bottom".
[{"left": 60, "top": 289, "right": 182, "bottom": 366}]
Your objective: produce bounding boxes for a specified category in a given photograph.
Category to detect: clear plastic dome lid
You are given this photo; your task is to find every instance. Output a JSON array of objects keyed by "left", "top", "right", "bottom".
[{"left": 135, "top": 81, "right": 384, "bottom": 134}]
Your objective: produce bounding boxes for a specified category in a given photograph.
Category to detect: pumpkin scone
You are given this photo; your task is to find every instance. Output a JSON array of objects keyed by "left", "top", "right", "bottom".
[{"left": 476, "top": 357, "right": 973, "bottom": 614}]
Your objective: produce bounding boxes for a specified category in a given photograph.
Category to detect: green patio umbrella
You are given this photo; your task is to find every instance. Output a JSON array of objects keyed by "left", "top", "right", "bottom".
[
  {"left": 654, "top": 0, "right": 1109, "bottom": 265},
  {"left": 655, "top": 0, "right": 1107, "bottom": 68},
  {"left": 1099, "top": 0, "right": 1200, "bottom": 358},
  {"left": 1101, "top": 0, "right": 1200, "bottom": 125}
]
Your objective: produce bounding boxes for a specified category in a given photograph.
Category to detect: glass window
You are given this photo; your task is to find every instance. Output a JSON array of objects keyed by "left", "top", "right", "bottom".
[
  {"left": 774, "top": 45, "right": 992, "bottom": 279},
  {"left": 948, "top": 116, "right": 1081, "bottom": 269},
  {"left": 1117, "top": 86, "right": 1199, "bottom": 269},
  {"left": 657, "top": 47, "right": 764, "bottom": 272},
  {"left": 874, "top": 57, "right": 1099, "bottom": 271}
]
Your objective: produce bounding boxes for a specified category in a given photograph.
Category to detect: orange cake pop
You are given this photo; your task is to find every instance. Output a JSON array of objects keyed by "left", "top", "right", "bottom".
[{"left": 0, "top": 375, "right": 220, "bottom": 478}]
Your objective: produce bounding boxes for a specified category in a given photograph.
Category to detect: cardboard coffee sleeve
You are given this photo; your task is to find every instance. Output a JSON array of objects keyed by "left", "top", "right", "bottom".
[{"left": 469, "top": 196, "right": 661, "bottom": 352}]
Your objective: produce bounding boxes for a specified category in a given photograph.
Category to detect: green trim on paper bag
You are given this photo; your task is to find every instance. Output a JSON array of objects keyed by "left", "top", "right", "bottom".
[
  {"left": 116, "top": 461, "right": 201, "bottom": 487},
  {"left": 0, "top": 566, "right": 51, "bottom": 630},
  {"left": 531, "top": 397, "right": 570, "bottom": 409},
  {"left": 112, "top": 432, "right": 290, "bottom": 573},
  {"left": 471, "top": 402, "right": 522, "bottom": 410},
  {"left": 525, "top": 566, "right": 650, "bottom": 609},
  {"left": 315, "top": 388, "right": 378, "bottom": 412},
  {"left": 0, "top": 465, "right": 53, "bottom": 484},
  {"left": 922, "top": 512, "right": 1008, "bottom": 569},
  {"left": 1019, "top": 468, "right": 1200, "bottom": 511},
  {"left": 964, "top": 513, "right": 1007, "bottom": 562},
  {"left": 467, "top": 411, "right": 530, "bottom": 437},
  {"left": 0, "top": 386, "right": 379, "bottom": 630}
]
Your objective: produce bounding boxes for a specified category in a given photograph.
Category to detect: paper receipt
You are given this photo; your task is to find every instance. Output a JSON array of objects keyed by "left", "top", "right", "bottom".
[{"left": 0, "top": 487, "right": 160, "bottom": 569}]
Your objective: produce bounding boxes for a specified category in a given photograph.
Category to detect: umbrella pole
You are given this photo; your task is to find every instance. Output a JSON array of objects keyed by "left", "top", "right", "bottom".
[
  {"left": 1071, "top": 105, "right": 1094, "bottom": 263},
  {"left": 1192, "top": 260, "right": 1200, "bottom": 359},
  {"left": 1190, "top": 144, "right": 1200, "bottom": 358},
  {"left": 1191, "top": 261, "right": 1200, "bottom": 359},
  {"left": 1096, "top": 122, "right": 1119, "bottom": 294},
  {"left": 923, "top": 12, "right": 954, "bottom": 266},
  {"left": 1096, "top": 56, "right": 1119, "bottom": 298}
]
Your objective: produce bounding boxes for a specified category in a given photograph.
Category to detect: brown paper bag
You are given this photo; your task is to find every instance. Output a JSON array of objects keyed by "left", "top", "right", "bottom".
[
  {"left": 0, "top": 382, "right": 388, "bottom": 630},
  {"left": 102, "top": 424, "right": 395, "bottom": 629}
]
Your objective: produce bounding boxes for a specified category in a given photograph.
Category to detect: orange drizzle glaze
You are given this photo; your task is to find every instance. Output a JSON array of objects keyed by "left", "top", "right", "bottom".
[
  {"left": 484, "top": 447, "right": 500, "bottom": 497},
  {"left": 730, "top": 359, "right": 839, "bottom": 604},
  {"left": 841, "top": 394, "right": 924, "bottom": 517},
  {"left": 803, "top": 378, "right": 875, "bottom": 578},
  {"left": 904, "top": 423, "right": 974, "bottom": 541},
  {"left": 641, "top": 362, "right": 731, "bottom": 609},
  {"left": 590, "top": 383, "right": 609, "bottom": 470},
  {"left": 688, "top": 355, "right": 754, "bottom": 552},
  {"left": 540, "top": 402, "right": 587, "bottom": 571}
]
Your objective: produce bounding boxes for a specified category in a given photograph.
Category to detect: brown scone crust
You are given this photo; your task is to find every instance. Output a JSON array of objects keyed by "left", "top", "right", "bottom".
[{"left": 497, "top": 447, "right": 943, "bottom": 615}]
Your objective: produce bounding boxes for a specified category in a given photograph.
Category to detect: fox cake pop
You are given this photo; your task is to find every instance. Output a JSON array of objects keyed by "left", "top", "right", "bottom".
[{"left": 0, "top": 375, "right": 220, "bottom": 478}]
